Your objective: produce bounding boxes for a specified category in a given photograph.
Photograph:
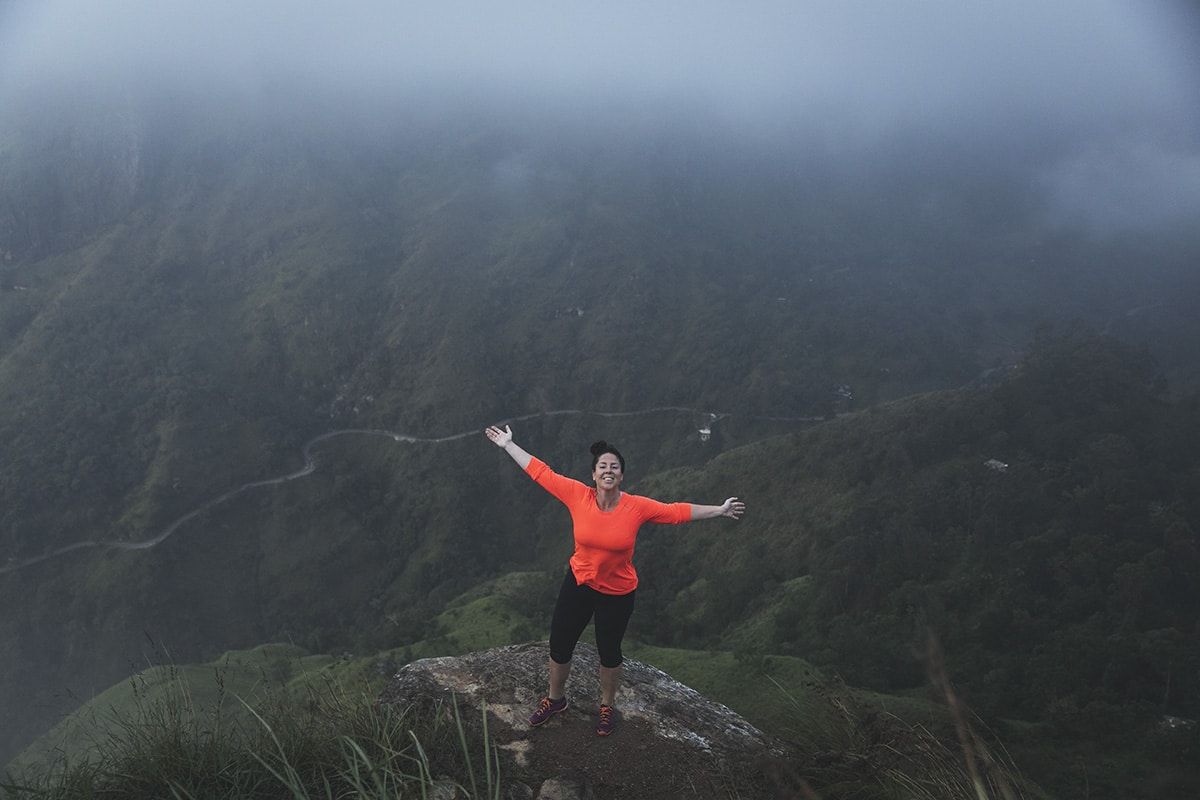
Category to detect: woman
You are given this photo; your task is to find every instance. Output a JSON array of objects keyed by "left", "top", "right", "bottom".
[{"left": 485, "top": 424, "right": 745, "bottom": 736}]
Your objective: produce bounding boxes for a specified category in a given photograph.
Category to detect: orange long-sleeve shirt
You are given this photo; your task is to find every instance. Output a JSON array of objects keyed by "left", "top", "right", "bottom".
[{"left": 526, "top": 456, "right": 692, "bottom": 594}]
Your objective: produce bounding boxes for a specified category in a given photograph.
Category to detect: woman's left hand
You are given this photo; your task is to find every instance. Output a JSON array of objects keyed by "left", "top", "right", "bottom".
[{"left": 721, "top": 497, "right": 745, "bottom": 519}]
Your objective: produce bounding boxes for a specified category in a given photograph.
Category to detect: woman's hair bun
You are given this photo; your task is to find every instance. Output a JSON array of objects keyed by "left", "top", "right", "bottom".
[{"left": 589, "top": 440, "right": 626, "bottom": 471}]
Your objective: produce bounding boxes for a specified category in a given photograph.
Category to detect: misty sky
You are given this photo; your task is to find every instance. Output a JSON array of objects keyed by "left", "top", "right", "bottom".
[{"left": 2, "top": 0, "right": 1199, "bottom": 231}]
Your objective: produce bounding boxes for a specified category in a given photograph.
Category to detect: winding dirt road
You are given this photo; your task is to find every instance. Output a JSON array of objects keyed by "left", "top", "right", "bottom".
[{"left": 1, "top": 406, "right": 820, "bottom": 577}]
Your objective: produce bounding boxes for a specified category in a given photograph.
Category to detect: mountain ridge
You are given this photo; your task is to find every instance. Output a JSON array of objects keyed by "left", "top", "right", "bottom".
[{"left": 2, "top": 96, "right": 1199, "bottom": 795}]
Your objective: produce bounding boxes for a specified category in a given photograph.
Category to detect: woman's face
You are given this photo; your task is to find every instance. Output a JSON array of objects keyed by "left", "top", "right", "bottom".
[{"left": 592, "top": 453, "right": 624, "bottom": 491}]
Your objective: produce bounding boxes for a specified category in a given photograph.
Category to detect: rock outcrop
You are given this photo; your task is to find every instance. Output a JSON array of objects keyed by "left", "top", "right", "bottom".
[{"left": 378, "top": 642, "right": 788, "bottom": 799}]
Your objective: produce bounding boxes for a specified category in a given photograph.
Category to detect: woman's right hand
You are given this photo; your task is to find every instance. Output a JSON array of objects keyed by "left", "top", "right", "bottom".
[{"left": 486, "top": 425, "right": 513, "bottom": 448}]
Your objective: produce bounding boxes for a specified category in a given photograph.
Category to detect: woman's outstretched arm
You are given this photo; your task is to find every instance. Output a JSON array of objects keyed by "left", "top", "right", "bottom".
[
  {"left": 486, "top": 424, "right": 533, "bottom": 470},
  {"left": 689, "top": 497, "right": 746, "bottom": 520}
]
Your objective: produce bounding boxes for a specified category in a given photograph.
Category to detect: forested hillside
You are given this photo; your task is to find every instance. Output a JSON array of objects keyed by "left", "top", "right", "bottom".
[
  {"left": 635, "top": 327, "right": 1200, "bottom": 715},
  {"left": 2, "top": 88, "right": 1199, "bottom": 796}
]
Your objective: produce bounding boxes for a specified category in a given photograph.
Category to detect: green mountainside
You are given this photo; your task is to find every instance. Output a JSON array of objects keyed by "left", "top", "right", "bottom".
[{"left": 2, "top": 92, "right": 1199, "bottom": 796}]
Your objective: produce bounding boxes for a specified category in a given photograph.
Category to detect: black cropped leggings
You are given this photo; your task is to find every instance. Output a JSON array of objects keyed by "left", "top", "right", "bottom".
[{"left": 549, "top": 568, "right": 636, "bottom": 669}]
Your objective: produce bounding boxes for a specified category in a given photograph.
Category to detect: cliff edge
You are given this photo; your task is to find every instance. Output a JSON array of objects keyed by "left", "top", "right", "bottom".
[{"left": 377, "top": 642, "right": 790, "bottom": 799}]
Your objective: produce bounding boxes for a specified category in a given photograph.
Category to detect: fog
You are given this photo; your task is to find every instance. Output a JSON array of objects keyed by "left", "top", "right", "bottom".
[
  {"left": 1, "top": 0, "right": 1198, "bottom": 228},
  {"left": 4, "top": 1, "right": 1200, "bottom": 775}
]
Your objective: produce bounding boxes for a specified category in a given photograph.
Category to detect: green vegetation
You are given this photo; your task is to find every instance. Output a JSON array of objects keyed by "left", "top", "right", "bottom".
[
  {"left": 2, "top": 94, "right": 1199, "bottom": 797},
  {"left": 3, "top": 651, "right": 504, "bottom": 800},
  {"left": 7, "top": 643, "right": 333, "bottom": 777},
  {"left": 7, "top": 604, "right": 1038, "bottom": 800}
]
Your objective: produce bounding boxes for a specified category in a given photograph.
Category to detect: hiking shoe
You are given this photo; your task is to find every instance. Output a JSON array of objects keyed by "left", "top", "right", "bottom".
[
  {"left": 529, "top": 696, "right": 568, "bottom": 727},
  {"left": 596, "top": 704, "right": 616, "bottom": 736}
]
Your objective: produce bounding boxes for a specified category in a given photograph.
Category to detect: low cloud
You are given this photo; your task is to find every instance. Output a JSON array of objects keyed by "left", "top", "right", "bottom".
[
  {"left": 3, "top": 1, "right": 1195, "bottom": 129},
  {"left": 1043, "top": 142, "right": 1200, "bottom": 232},
  {"left": 2, "top": 0, "right": 1198, "bottom": 234}
]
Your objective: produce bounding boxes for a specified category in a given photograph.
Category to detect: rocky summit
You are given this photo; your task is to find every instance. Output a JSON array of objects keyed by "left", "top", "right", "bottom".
[{"left": 377, "top": 642, "right": 789, "bottom": 799}]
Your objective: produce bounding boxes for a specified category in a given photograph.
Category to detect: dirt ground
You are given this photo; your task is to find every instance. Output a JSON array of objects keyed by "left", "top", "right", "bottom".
[
  {"left": 480, "top": 699, "right": 780, "bottom": 799},
  {"left": 378, "top": 643, "right": 797, "bottom": 799}
]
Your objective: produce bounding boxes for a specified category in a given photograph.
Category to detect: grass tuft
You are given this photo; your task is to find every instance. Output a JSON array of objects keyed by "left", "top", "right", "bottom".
[
  {"left": 1, "top": 663, "right": 500, "bottom": 800},
  {"left": 764, "top": 655, "right": 1042, "bottom": 800}
]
